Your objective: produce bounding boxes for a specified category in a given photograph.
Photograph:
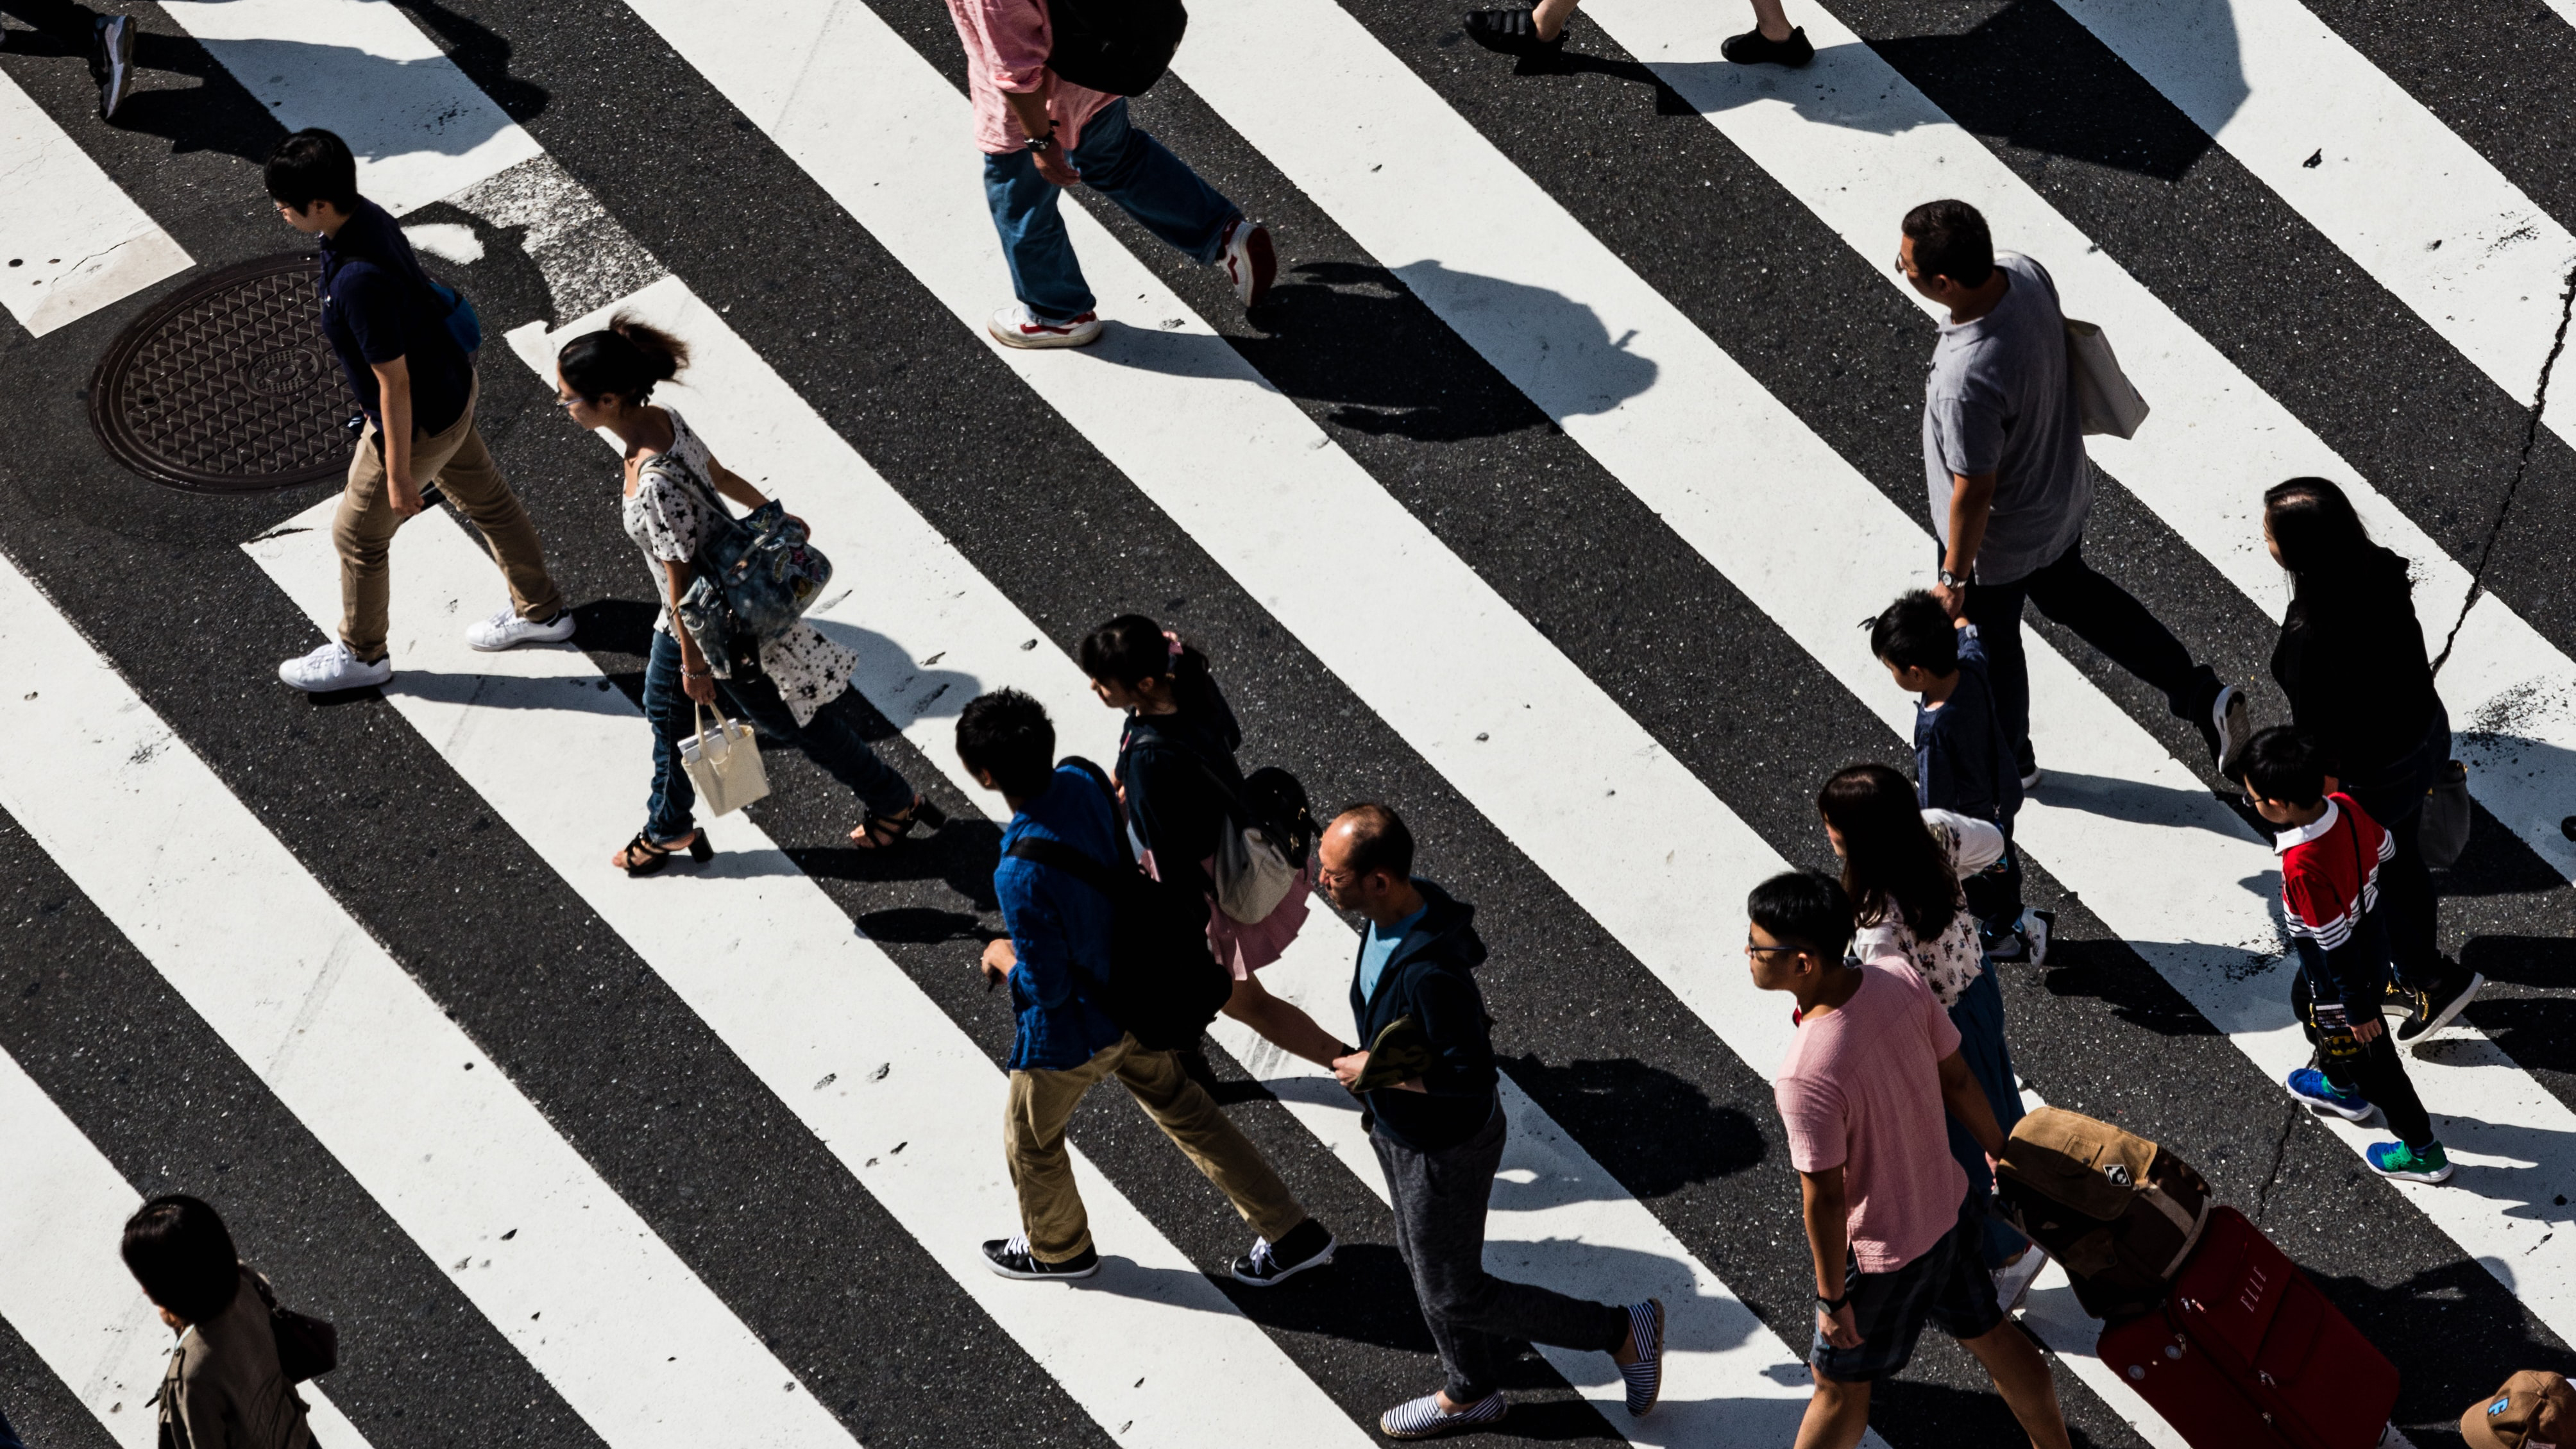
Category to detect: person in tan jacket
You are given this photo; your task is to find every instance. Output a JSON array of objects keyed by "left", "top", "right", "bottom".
[{"left": 123, "top": 1195, "right": 312, "bottom": 1449}]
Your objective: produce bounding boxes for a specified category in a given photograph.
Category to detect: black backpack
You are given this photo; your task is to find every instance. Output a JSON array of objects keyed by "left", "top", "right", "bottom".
[
  {"left": 1045, "top": 0, "right": 1187, "bottom": 97},
  {"left": 1004, "top": 758, "right": 1231, "bottom": 1050}
]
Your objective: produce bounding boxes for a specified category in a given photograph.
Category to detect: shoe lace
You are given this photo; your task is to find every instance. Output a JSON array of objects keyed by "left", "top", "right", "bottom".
[
  {"left": 1245, "top": 1236, "right": 1277, "bottom": 1273},
  {"left": 484, "top": 605, "right": 520, "bottom": 629},
  {"left": 1003, "top": 1232, "right": 1031, "bottom": 1257}
]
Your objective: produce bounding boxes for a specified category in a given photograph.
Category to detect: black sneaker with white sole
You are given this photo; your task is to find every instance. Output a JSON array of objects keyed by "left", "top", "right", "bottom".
[
  {"left": 1230, "top": 1218, "right": 1337, "bottom": 1286},
  {"left": 983, "top": 1233, "right": 1100, "bottom": 1280},
  {"left": 2191, "top": 679, "right": 2249, "bottom": 770},
  {"left": 2395, "top": 970, "right": 2484, "bottom": 1047}
]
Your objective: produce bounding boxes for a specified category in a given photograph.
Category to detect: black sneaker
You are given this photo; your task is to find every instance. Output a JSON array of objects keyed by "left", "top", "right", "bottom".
[
  {"left": 1720, "top": 24, "right": 1814, "bottom": 66},
  {"left": 982, "top": 1233, "right": 1100, "bottom": 1280},
  {"left": 95, "top": 15, "right": 135, "bottom": 121},
  {"left": 1231, "top": 1218, "right": 1337, "bottom": 1286},
  {"left": 2395, "top": 970, "right": 2484, "bottom": 1047},
  {"left": 1463, "top": 8, "right": 1565, "bottom": 56}
]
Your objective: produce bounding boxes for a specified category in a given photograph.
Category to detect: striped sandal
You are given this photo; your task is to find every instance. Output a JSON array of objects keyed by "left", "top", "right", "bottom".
[
  {"left": 1617, "top": 1298, "right": 1665, "bottom": 1416},
  {"left": 1380, "top": 1391, "right": 1507, "bottom": 1440}
]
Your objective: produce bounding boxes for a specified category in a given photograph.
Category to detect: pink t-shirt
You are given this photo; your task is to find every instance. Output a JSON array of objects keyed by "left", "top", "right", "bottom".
[
  {"left": 1774, "top": 959, "right": 1968, "bottom": 1274},
  {"left": 942, "top": 0, "right": 1118, "bottom": 156}
]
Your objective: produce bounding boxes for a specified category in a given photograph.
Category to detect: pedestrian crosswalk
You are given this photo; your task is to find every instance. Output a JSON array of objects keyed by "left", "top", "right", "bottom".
[{"left": 2, "top": 0, "right": 2572, "bottom": 1445}]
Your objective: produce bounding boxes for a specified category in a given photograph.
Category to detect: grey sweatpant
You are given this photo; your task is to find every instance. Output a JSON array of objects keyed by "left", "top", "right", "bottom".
[{"left": 1373, "top": 1102, "right": 1629, "bottom": 1401}]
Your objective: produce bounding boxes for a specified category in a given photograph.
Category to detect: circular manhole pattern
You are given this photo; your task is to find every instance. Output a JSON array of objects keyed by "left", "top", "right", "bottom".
[{"left": 90, "top": 252, "right": 353, "bottom": 493}]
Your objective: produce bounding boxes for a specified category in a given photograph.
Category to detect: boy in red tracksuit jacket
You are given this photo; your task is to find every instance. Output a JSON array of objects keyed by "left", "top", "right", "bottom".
[{"left": 2239, "top": 727, "right": 2451, "bottom": 1183}]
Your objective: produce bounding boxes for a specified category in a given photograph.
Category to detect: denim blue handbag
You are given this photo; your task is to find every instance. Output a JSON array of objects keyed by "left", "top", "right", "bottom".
[{"left": 668, "top": 462, "right": 833, "bottom": 677}]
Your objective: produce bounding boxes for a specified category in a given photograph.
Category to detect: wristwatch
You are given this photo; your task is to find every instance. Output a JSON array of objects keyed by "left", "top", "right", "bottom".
[
  {"left": 1937, "top": 566, "right": 1967, "bottom": 588},
  {"left": 1026, "top": 130, "right": 1056, "bottom": 155},
  {"left": 1816, "top": 1288, "right": 1852, "bottom": 1312}
]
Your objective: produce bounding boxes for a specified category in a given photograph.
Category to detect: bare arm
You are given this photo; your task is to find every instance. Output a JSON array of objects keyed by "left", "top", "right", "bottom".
[
  {"left": 371, "top": 355, "right": 421, "bottom": 518},
  {"left": 1933, "top": 469, "right": 1997, "bottom": 617},
  {"left": 660, "top": 557, "right": 716, "bottom": 704},
  {"left": 1801, "top": 1167, "right": 1862, "bottom": 1349},
  {"left": 1937, "top": 1047, "right": 2006, "bottom": 1161},
  {"left": 706, "top": 458, "right": 768, "bottom": 510},
  {"left": 1001, "top": 81, "right": 1081, "bottom": 186}
]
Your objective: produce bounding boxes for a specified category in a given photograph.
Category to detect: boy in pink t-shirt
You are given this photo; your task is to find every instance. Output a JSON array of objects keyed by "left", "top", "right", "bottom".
[{"left": 1748, "top": 870, "right": 2070, "bottom": 1449}]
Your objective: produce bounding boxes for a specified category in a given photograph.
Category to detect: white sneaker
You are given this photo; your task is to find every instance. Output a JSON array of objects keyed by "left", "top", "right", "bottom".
[
  {"left": 2019, "top": 765, "right": 2045, "bottom": 791},
  {"left": 465, "top": 605, "right": 575, "bottom": 651},
  {"left": 278, "top": 641, "right": 391, "bottom": 693},
  {"left": 987, "top": 303, "right": 1102, "bottom": 349},
  {"left": 1219, "top": 217, "right": 1276, "bottom": 310},
  {"left": 2017, "top": 908, "right": 2055, "bottom": 967},
  {"left": 1992, "top": 1244, "right": 2048, "bottom": 1314}
]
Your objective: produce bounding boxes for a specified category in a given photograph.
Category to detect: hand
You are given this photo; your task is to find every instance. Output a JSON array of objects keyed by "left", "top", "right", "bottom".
[
  {"left": 1818, "top": 1301, "right": 1862, "bottom": 1350},
  {"left": 389, "top": 470, "right": 425, "bottom": 519},
  {"left": 2350, "top": 1016, "right": 2384, "bottom": 1045},
  {"left": 979, "top": 937, "right": 1017, "bottom": 988},
  {"left": 1930, "top": 577, "right": 1967, "bottom": 619},
  {"left": 1034, "top": 144, "right": 1081, "bottom": 188},
  {"left": 681, "top": 666, "right": 718, "bottom": 705},
  {"left": 1331, "top": 1049, "right": 1368, "bottom": 1090}
]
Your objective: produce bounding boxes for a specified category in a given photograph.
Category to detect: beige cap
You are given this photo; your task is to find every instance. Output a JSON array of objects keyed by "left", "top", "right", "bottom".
[{"left": 2463, "top": 1370, "right": 2575, "bottom": 1449}]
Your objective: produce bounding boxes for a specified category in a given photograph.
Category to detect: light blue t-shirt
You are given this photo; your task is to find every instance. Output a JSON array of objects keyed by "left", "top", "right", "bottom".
[{"left": 1357, "top": 906, "right": 1429, "bottom": 1006}]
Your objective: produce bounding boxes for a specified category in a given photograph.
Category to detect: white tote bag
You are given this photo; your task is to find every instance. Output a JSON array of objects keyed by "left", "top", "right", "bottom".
[
  {"left": 680, "top": 703, "right": 770, "bottom": 816},
  {"left": 2065, "top": 318, "right": 2150, "bottom": 439}
]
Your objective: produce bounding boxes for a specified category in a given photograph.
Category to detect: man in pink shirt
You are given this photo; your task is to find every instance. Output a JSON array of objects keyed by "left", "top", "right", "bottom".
[
  {"left": 942, "top": 0, "right": 1275, "bottom": 349},
  {"left": 1747, "top": 870, "right": 2070, "bottom": 1449}
]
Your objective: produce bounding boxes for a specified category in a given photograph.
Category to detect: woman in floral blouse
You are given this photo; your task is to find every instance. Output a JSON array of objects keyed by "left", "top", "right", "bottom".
[
  {"left": 557, "top": 318, "right": 936, "bottom": 874},
  {"left": 1817, "top": 763, "right": 2040, "bottom": 1303}
]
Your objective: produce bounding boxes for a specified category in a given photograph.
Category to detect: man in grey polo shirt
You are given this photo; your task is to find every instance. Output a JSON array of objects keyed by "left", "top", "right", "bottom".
[{"left": 1901, "top": 199, "right": 2245, "bottom": 786}]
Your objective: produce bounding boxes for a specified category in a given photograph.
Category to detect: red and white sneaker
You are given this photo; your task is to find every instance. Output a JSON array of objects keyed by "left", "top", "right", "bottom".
[
  {"left": 988, "top": 303, "right": 1103, "bottom": 350},
  {"left": 1219, "top": 217, "right": 1276, "bottom": 310}
]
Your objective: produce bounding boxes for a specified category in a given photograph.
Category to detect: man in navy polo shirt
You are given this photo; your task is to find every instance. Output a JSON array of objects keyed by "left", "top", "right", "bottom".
[{"left": 265, "top": 128, "right": 570, "bottom": 692}]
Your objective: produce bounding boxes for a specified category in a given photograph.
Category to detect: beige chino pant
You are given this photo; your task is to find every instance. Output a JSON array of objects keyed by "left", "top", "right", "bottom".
[
  {"left": 335, "top": 373, "right": 561, "bottom": 660},
  {"left": 1005, "top": 1032, "right": 1307, "bottom": 1263}
]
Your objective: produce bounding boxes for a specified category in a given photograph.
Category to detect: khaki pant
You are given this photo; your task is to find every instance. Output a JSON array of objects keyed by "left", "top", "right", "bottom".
[
  {"left": 335, "top": 373, "right": 561, "bottom": 660},
  {"left": 1006, "top": 1033, "right": 1307, "bottom": 1263}
]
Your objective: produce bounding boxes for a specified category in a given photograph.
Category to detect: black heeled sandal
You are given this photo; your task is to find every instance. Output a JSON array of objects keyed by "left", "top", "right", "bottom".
[
  {"left": 616, "top": 829, "right": 713, "bottom": 877},
  {"left": 850, "top": 795, "right": 948, "bottom": 850}
]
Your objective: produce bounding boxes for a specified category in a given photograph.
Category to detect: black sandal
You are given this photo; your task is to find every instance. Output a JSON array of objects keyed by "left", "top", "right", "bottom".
[
  {"left": 616, "top": 829, "right": 712, "bottom": 876},
  {"left": 849, "top": 794, "right": 948, "bottom": 850}
]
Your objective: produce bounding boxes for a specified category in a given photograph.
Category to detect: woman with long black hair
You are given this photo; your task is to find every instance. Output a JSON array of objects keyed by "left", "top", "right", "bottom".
[
  {"left": 1817, "top": 763, "right": 2042, "bottom": 1307},
  {"left": 555, "top": 318, "right": 937, "bottom": 875},
  {"left": 2262, "top": 479, "right": 2479, "bottom": 1044},
  {"left": 1079, "top": 614, "right": 1348, "bottom": 1069},
  {"left": 122, "top": 1194, "right": 314, "bottom": 1449}
]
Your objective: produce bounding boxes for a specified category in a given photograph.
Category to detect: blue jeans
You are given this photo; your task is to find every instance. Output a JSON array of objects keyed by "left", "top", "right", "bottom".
[
  {"left": 983, "top": 98, "right": 1239, "bottom": 323},
  {"left": 1944, "top": 958, "right": 2033, "bottom": 1270},
  {"left": 641, "top": 629, "right": 914, "bottom": 839}
]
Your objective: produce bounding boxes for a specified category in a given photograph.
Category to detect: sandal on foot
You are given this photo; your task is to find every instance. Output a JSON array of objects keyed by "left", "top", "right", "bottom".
[
  {"left": 615, "top": 829, "right": 711, "bottom": 876},
  {"left": 850, "top": 794, "right": 948, "bottom": 849}
]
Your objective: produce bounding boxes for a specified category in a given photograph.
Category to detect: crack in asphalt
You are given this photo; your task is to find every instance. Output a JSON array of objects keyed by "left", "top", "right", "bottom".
[
  {"left": 2432, "top": 257, "right": 2576, "bottom": 676},
  {"left": 2251, "top": 1096, "right": 2302, "bottom": 1225}
]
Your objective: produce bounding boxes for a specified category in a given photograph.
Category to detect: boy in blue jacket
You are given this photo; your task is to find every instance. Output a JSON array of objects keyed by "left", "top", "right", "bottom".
[
  {"left": 958, "top": 690, "right": 1335, "bottom": 1282},
  {"left": 1323, "top": 803, "right": 1663, "bottom": 1439}
]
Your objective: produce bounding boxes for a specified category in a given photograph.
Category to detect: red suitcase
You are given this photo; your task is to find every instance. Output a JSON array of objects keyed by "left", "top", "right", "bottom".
[{"left": 2096, "top": 1206, "right": 2398, "bottom": 1449}]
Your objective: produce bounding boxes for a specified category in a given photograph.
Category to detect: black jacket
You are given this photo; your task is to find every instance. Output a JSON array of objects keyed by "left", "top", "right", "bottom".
[
  {"left": 1348, "top": 879, "right": 1498, "bottom": 1152},
  {"left": 1116, "top": 702, "right": 1246, "bottom": 897},
  {"left": 2271, "top": 550, "right": 2439, "bottom": 781}
]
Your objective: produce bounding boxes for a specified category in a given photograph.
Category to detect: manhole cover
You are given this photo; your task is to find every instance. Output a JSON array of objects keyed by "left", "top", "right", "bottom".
[{"left": 90, "top": 253, "right": 352, "bottom": 493}]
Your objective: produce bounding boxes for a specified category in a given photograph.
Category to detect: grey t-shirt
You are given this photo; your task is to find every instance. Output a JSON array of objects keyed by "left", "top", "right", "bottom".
[{"left": 1921, "top": 252, "right": 2091, "bottom": 586}]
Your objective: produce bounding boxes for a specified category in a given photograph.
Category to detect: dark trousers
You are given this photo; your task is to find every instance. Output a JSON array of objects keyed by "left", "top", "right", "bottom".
[
  {"left": 1374, "top": 1104, "right": 1629, "bottom": 1402},
  {"left": 1944, "top": 959, "right": 2033, "bottom": 1269},
  {"left": 1963, "top": 538, "right": 2219, "bottom": 776},
  {"left": 1959, "top": 817, "right": 2025, "bottom": 951},
  {"left": 640, "top": 629, "right": 913, "bottom": 839},
  {"left": 2339, "top": 708, "right": 2453, "bottom": 992},
  {"left": 2293, "top": 968, "right": 2437, "bottom": 1148}
]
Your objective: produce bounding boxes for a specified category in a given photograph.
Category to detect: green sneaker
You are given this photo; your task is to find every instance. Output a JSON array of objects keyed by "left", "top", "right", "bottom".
[{"left": 2366, "top": 1140, "right": 2452, "bottom": 1183}]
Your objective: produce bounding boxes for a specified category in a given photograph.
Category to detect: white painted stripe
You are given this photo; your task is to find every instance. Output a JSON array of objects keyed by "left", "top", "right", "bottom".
[
  {"left": 504, "top": 276, "right": 1851, "bottom": 1445},
  {"left": 0, "top": 550, "right": 857, "bottom": 1449},
  {"left": 2057, "top": 0, "right": 2576, "bottom": 423},
  {"left": 239, "top": 401, "right": 1375, "bottom": 1449},
  {"left": 0, "top": 1047, "right": 373, "bottom": 1449},
  {"left": 157, "top": 0, "right": 543, "bottom": 214},
  {"left": 1584, "top": 0, "right": 2576, "bottom": 889},
  {"left": 0, "top": 69, "right": 191, "bottom": 335},
  {"left": 1168, "top": 0, "right": 2576, "bottom": 1356},
  {"left": 630, "top": 0, "right": 2576, "bottom": 1377}
]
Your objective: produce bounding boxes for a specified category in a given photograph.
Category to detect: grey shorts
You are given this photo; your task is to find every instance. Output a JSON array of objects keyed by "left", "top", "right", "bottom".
[{"left": 1809, "top": 1194, "right": 2004, "bottom": 1383}]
